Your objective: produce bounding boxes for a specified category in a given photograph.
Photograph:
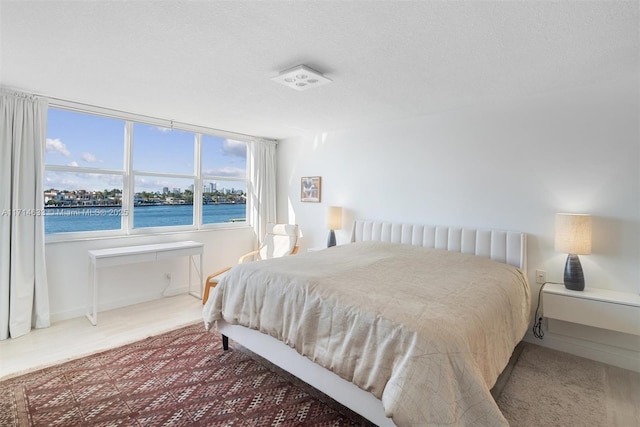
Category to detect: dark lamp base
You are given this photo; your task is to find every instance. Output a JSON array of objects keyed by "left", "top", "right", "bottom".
[
  {"left": 564, "top": 254, "right": 585, "bottom": 291},
  {"left": 327, "top": 230, "right": 336, "bottom": 247}
]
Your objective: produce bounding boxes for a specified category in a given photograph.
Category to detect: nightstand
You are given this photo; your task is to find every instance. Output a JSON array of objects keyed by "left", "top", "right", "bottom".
[{"left": 542, "top": 283, "right": 640, "bottom": 335}]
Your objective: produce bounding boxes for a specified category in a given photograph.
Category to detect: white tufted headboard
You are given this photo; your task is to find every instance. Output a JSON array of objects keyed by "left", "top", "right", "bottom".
[{"left": 351, "top": 220, "right": 527, "bottom": 272}]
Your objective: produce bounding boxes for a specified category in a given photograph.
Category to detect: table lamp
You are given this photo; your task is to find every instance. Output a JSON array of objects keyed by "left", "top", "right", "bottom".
[
  {"left": 325, "top": 206, "right": 342, "bottom": 247},
  {"left": 555, "top": 213, "right": 592, "bottom": 291}
]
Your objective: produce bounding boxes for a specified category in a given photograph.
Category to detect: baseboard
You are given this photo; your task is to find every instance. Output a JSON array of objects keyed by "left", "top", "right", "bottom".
[{"left": 523, "top": 331, "right": 640, "bottom": 373}]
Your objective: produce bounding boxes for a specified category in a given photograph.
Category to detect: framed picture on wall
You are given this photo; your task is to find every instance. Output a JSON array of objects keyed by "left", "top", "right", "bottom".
[{"left": 301, "top": 176, "right": 321, "bottom": 202}]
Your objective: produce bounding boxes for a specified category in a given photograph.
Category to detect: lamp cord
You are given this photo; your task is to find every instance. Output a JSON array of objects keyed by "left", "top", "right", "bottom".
[{"left": 532, "top": 281, "right": 563, "bottom": 339}]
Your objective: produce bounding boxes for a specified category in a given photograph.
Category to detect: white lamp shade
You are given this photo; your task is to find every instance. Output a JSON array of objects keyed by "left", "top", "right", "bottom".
[
  {"left": 325, "top": 206, "right": 342, "bottom": 230},
  {"left": 555, "top": 213, "right": 592, "bottom": 255}
]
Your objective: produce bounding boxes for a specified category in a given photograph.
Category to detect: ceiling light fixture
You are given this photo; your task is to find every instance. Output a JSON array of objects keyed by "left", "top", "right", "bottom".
[{"left": 271, "top": 65, "right": 332, "bottom": 91}]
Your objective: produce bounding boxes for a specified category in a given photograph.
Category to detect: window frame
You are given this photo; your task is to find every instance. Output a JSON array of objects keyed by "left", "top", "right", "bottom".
[{"left": 44, "top": 101, "right": 251, "bottom": 242}]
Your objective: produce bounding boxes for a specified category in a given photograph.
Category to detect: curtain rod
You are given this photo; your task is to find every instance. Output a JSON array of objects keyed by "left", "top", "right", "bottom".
[{"left": 44, "top": 94, "right": 277, "bottom": 144}]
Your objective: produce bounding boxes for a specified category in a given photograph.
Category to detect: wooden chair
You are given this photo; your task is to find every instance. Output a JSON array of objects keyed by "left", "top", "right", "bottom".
[{"left": 202, "top": 223, "right": 299, "bottom": 304}]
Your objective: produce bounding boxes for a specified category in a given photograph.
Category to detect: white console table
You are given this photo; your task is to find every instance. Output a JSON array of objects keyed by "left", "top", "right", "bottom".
[{"left": 87, "top": 241, "right": 204, "bottom": 325}]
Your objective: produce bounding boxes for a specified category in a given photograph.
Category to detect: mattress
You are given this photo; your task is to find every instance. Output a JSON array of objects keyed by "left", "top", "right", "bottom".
[{"left": 203, "top": 241, "right": 531, "bottom": 426}]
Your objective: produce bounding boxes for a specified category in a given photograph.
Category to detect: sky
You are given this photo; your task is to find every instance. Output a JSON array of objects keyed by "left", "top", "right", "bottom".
[{"left": 44, "top": 108, "right": 247, "bottom": 194}]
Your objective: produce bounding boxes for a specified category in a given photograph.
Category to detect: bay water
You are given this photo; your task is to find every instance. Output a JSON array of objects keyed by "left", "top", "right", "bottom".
[{"left": 44, "top": 204, "right": 246, "bottom": 234}]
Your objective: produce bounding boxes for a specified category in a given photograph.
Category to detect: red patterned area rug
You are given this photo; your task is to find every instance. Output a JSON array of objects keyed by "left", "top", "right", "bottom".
[{"left": 0, "top": 323, "right": 374, "bottom": 426}]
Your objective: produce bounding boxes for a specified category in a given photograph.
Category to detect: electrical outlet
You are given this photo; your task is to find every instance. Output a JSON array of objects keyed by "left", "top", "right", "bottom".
[{"left": 535, "top": 270, "right": 546, "bottom": 284}]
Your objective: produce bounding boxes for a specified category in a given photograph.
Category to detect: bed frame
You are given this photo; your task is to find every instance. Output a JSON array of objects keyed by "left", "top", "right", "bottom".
[{"left": 217, "top": 220, "right": 527, "bottom": 426}]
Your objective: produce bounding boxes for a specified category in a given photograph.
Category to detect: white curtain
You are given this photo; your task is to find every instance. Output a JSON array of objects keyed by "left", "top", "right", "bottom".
[
  {"left": 248, "top": 138, "right": 277, "bottom": 243},
  {"left": 0, "top": 89, "right": 50, "bottom": 340}
]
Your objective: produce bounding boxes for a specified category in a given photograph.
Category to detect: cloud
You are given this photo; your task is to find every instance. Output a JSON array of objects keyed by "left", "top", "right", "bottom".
[
  {"left": 68, "top": 161, "right": 79, "bottom": 167},
  {"left": 81, "top": 152, "right": 98, "bottom": 163},
  {"left": 203, "top": 166, "right": 245, "bottom": 178},
  {"left": 44, "top": 171, "right": 123, "bottom": 192},
  {"left": 133, "top": 176, "right": 180, "bottom": 192},
  {"left": 223, "top": 139, "right": 247, "bottom": 158},
  {"left": 155, "top": 126, "right": 172, "bottom": 133},
  {"left": 46, "top": 138, "right": 70, "bottom": 156}
]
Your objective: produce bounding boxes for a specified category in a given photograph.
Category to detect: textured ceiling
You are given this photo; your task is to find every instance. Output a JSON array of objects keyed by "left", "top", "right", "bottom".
[{"left": 1, "top": 1, "right": 638, "bottom": 139}]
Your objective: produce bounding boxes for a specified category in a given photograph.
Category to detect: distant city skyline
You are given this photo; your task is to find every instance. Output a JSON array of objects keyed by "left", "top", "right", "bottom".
[{"left": 43, "top": 185, "right": 246, "bottom": 208}]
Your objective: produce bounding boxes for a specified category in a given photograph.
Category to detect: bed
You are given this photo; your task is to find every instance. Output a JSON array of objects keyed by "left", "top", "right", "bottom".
[{"left": 203, "top": 220, "right": 530, "bottom": 426}]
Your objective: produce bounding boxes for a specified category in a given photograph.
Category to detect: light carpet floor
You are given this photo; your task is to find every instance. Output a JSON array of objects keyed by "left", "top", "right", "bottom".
[{"left": 496, "top": 343, "right": 639, "bottom": 426}]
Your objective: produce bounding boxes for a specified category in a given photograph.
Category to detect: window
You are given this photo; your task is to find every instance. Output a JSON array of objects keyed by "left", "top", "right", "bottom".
[
  {"left": 132, "top": 124, "right": 196, "bottom": 230},
  {"left": 44, "top": 108, "right": 125, "bottom": 234},
  {"left": 201, "top": 135, "right": 247, "bottom": 225},
  {"left": 44, "top": 105, "right": 249, "bottom": 236}
]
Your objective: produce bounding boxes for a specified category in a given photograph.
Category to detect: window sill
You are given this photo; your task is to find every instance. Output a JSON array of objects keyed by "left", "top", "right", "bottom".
[{"left": 45, "top": 223, "right": 251, "bottom": 244}]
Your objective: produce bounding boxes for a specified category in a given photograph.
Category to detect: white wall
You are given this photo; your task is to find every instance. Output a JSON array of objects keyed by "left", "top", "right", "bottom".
[
  {"left": 276, "top": 73, "right": 639, "bottom": 369},
  {"left": 45, "top": 226, "right": 255, "bottom": 322}
]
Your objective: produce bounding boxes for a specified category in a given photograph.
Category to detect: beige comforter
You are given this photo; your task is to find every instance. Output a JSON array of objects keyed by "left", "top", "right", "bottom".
[{"left": 203, "top": 241, "right": 530, "bottom": 426}]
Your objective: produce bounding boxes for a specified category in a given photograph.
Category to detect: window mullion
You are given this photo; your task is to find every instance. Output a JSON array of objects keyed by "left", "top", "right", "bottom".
[
  {"left": 123, "top": 121, "right": 134, "bottom": 233},
  {"left": 132, "top": 171, "right": 195, "bottom": 179},
  {"left": 194, "top": 134, "right": 202, "bottom": 228},
  {"left": 45, "top": 165, "right": 125, "bottom": 175}
]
